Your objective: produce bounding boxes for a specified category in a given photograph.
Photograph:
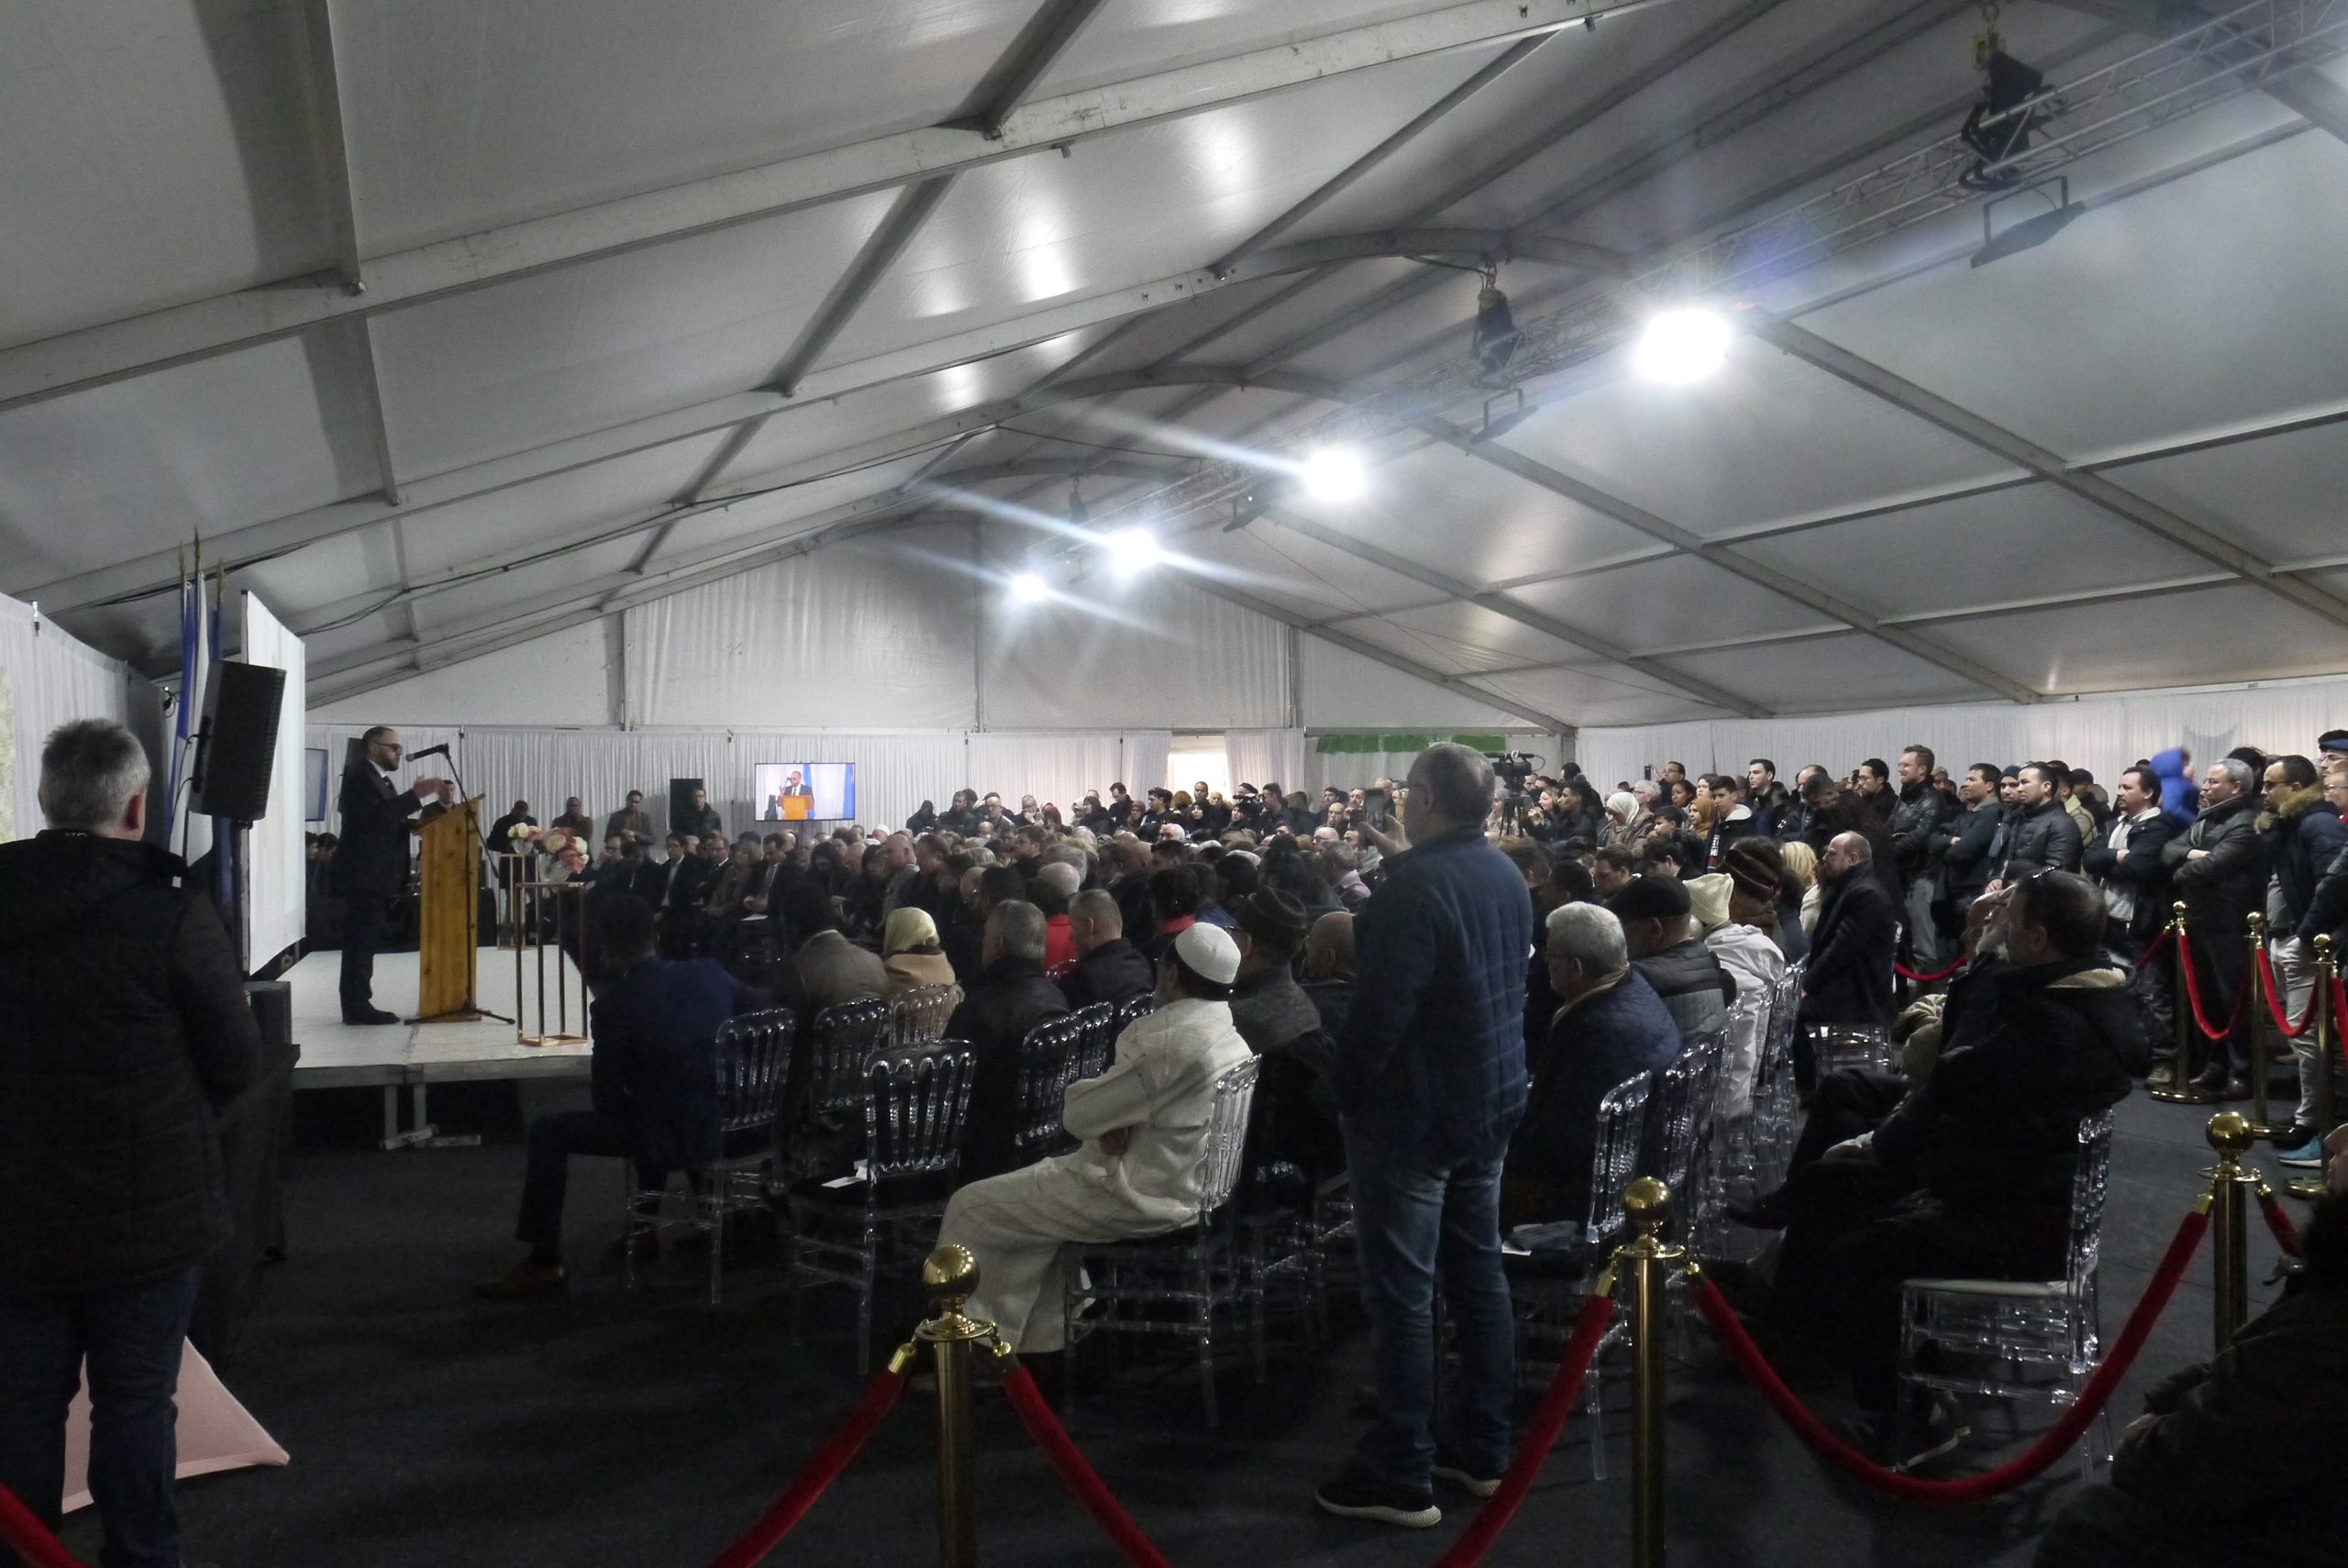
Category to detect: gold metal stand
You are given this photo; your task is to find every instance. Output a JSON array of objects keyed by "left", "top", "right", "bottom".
[
  {"left": 2245, "top": 912, "right": 2276, "bottom": 1135},
  {"left": 916, "top": 1245, "right": 993, "bottom": 1568},
  {"left": 1618, "top": 1176, "right": 1680, "bottom": 1568},
  {"left": 2150, "top": 902, "right": 2210, "bottom": 1103},
  {"left": 2287, "top": 934, "right": 2336, "bottom": 1201},
  {"left": 505, "top": 860, "right": 587, "bottom": 1046},
  {"left": 2203, "top": 1112, "right": 2259, "bottom": 1353}
]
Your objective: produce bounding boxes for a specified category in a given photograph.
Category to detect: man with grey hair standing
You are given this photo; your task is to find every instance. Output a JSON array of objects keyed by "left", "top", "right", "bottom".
[
  {"left": 1317, "top": 744, "right": 1532, "bottom": 1529},
  {"left": 2163, "top": 757, "right": 2263, "bottom": 1098},
  {"left": 0, "top": 719, "right": 261, "bottom": 1568}
]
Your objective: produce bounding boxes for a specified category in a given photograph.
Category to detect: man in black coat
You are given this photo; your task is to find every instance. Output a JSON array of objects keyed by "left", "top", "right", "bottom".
[
  {"left": 672, "top": 784, "right": 724, "bottom": 844},
  {"left": 1773, "top": 871, "right": 2141, "bottom": 1439},
  {"left": 330, "top": 725, "right": 455, "bottom": 1023},
  {"left": 0, "top": 719, "right": 262, "bottom": 1566},
  {"left": 1796, "top": 831, "right": 1898, "bottom": 1087},
  {"left": 947, "top": 900, "right": 1071, "bottom": 1181},
  {"left": 1996, "top": 762, "right": 2085, "bottom": 886},
  {"left": 1058, "top": 888, "right": 1154, "bottom": 1010},
  {"left": 1936, "top": 763, "right": 2005, "bottom": 922},
  {"left": 1887, "top": 745, "right": 1957, "bottom": 966},
  {"left": 2162, "top": 758, "right": 2263, "bottom": 1095}
]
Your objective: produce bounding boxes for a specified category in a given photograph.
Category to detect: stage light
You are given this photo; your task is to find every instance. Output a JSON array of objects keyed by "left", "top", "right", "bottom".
[
  {"left": 1471, "top": 279, "right": 1522, "bottom": 385},
  {"left": 1634, "top": 308, "right": 1732, "bottom": 385},
  {"left": 1300, "top": 447, "right": 1366, "bottom": 502},
  {"left": 1107, "top": 526, "right": 1162, "bottom": 572},
  {"left": 1008, "top": 570, "right": 1049, "bottom": 604}
]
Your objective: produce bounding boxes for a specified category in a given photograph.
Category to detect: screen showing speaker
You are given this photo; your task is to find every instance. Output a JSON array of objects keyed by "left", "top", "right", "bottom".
[{"left": 753, "top": 763, "right": 854, "bottom": 823}]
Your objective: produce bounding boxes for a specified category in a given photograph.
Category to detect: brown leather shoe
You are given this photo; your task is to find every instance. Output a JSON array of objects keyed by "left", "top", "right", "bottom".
[{"left": 474, "top": 1261, "right": 568, "bottom": 1299}]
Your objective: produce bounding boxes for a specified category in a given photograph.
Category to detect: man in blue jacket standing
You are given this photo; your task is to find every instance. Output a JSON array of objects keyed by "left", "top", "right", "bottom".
[{"left": 1317, "top": 745, "right": 1532, "bottom": 1529}]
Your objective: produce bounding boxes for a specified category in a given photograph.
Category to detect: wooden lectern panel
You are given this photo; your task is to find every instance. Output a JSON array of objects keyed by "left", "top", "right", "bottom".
[{"left": 413, "top": 796, "right": 482, "bottom": 1022}]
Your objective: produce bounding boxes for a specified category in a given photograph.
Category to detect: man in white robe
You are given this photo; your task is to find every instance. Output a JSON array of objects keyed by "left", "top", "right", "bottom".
[{"left": 939, "top": 923, "right": 1252, "bottom": 1352}]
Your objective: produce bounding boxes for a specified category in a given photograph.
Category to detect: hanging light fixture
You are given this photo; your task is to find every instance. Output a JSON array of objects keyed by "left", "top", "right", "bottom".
[{"left": 1470, "top": 268, "right": 1523, "bottom": 386}]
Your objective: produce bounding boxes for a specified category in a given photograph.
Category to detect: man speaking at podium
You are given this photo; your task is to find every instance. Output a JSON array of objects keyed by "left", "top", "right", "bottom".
[{"left": 333, "top": 726, "right": 452, "bottom": 1024}]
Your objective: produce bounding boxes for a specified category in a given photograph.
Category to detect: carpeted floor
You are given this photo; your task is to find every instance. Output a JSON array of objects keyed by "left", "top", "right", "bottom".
[{"left": 72, "top": 1080, "right": 2298, "bottom": 1568}]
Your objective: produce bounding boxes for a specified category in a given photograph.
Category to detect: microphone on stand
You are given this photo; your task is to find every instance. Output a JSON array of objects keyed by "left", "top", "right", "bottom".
[{"left": 407, "top": 743, "right": 451, "bottom": 762}]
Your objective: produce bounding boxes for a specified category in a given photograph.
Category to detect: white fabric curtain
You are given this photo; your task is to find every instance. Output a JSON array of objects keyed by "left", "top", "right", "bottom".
[
  {"left": 626, "top": 525, "right": 979, "bottom": 731},
  {"left": 1574, "top": 674, "right": 2348, "bottom": 793},
  {"left": 1, "top": 592, "right": 157, "bottom": 842},
  {"left": 1224, "top": 729, "right": 1306, "bottom": 797}
]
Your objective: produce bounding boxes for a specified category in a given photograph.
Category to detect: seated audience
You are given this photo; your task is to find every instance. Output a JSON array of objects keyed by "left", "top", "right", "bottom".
[
  {"left": 1687, "top": 869, "right": 1787, "bottom": 1006},
  {"left": 1796, "top": 831, "right": 1898, "bottom": 1084},
  {"left": 1058, "top": 888, "right": 1155, "bottom": 1010},
  {"left": 937, "top": 924, "right": 1249, "bottom": 1361},
  {"left": 1033, "top": 860, "right": 1081, "bottom": 968},
  {"left": 947, "top": 900, "right": 1072, "bottom": 1181},
  {"left": 773, "top": 883, "right": 887, "bottom": 1016},
  {"left": 1503, "top": 903, "right": 1680, "bottom": 1228},
  {"left": 881, "top": 907, "right": 961, "bottom": 1007},
  {"left": 1226, "top": 889, "right": 1319, "bottom": 1055},
  {"left": 1611, "top": 875, "right": 1733, "bottom": 1039},
  {"left": 1725, "top": 837, "right": 1804, "bottom": 964},
  {"left": 1298, "top": 911, "right": 1356, "bottom": 1035},
  {"left": 1767, "top": 872, "right": 2142, "bottom": 1450},
  {"left": 479, "top": 897, "right": 766, "bottom": 1299}
]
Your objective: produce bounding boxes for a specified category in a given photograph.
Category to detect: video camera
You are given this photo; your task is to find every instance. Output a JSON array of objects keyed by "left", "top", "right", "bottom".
[{"left": 1487, "top": 751, "right": 1541, "bottom": 789}]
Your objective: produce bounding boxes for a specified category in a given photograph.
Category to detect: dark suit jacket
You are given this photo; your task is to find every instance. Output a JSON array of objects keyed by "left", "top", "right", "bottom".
[
  {"left": 947, "top": 957, "right": 1070, "bottom": 1180},
  {"left": 1799, "top": 872, "right": 1898, "bottom": 1049},
  {"left": 331, "top": 763, "right": 426, "bottom": 897},
  {"left": 1506, "top": 969, "right": 1679, "bottom": 1225},
  {"left": 2081, "top": 809, "right": 2180, "bottom": 944},
  {"left": 590, "top": 957, "right": 770, "bottom": 1171},
  {"left": 653, "top": 854, "right": 717, "bottom": 912},
  {"left": 1057, "top": 937, "right": 1154, "bottom": 1010}
]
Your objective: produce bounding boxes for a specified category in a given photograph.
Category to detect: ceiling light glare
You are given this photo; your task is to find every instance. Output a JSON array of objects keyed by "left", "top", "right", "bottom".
[
  {"left": 1008, "top": 570, "right": 1049, "bottom": 604},
  {"left": 1634, "top": 307, "right": 1733, "bottom": 384},
  {"left": 1300, "top": 446, "right": 1367, "bottom": 502},
  {"left": 1107, "top": 526, "right": 1163, "bottom": 572}
]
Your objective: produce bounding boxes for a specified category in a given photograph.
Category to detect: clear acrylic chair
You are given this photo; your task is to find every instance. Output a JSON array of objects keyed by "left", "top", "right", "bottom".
[
  {"left": 1061, "top": 1055, "right": 1261, "bottom": 1427},
  {"left": 1750, "top": 958, "right": 1808, "bottom": 1194},
  {"left": 786, "top": 1038, "right": 976, "bottom": 1371},
  {"left": 1505, "top": 1069, "right": 1654, "bottom": 1480},
  {"left": 1651, "top": 1028, "right": 1726, "bottom": 1241},
  {"left": 1114, "top": 993, "right": 1157, "bottom": 1032},
  {"left": 889, "top": 984, "right": 958, "bottom": 1047},
  {"left": 785, "top": 997, "right": 894, "bottom": 1183},
  {"left": 1805, "top": 1021, "right": 1899, "bottom": 1077},
  {"left": 626, "top": 1006, "right": 796, "bottom": 1305},
  {"left": 1011, "top": 1006, "right": 1115, "bottom": 1162},
  {"left": 1893, "top": 1111, "right": 2118, "bottom": 1474},
  {"left": 1697, "top": 995, "right": 1774, "bottom": 1259}
]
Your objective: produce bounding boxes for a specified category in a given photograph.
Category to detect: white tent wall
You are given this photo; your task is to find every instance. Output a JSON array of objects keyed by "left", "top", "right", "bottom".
[
  {"left": 1, "top": 591, "right": 159, "bottom": 842},
  {"left": 1224, "top": 729, "right": 1307, "bottom": 798},
  {"left": 1574, "top": 674, "right": 2348, "bottom": 795},
  {"left": 232, "top": 591, "right": 306, "bottom": 967},
  {"left": 1298, "top": 637, "right": 1526, "bottom": 730},
  {"left": 311, "top": 620, "right": 616, "bottom": 728}
]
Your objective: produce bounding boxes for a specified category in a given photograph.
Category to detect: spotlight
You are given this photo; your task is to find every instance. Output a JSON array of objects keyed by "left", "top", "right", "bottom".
[
  {"left": 1008, "top": 570, "right": 1049, "bottom": 604},
  {"left": 1470, "top": 275, "right": 1522, "bottom": 386},
  {"left": 1065, "top": 480, "right": 1089, "bottom": 529},
  {"left": 1300, "top": 447, "right": 1366, "bottom": 502},
  {"left": 1107, "top": 526, "right": 1162, "bottom": 572},
  {"left": 1633, "top": 308, "right": 1732, "bottom": 385}
]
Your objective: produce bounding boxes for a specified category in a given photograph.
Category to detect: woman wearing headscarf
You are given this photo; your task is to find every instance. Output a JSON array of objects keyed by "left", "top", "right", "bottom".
[{"left": 882, "top": 907, "right": 962, "bottom": 1008}]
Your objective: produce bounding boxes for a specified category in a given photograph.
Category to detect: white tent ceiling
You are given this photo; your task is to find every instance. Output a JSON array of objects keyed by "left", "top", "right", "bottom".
[{"left": 5, "top": 0, "right": 2348, "bottom": 734}]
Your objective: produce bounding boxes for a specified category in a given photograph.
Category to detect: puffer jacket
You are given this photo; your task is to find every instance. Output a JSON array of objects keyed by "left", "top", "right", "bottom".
[
  {"left": 1887, "top": 780, "right": 1955, "bottom": 881},
  {"left": 0, "top": 832, "right": 260, "bottom": 1292},
  {"left": 1334, "top": 826, "right": 1533, "bottom": 1160},
  {"left": 2165, "top": 792, "right": 2264, "bottom": 945},
  {"left": 2262, "top": 783, "right": 2347, "bottom": 927},
  {"left": 2000, "top": 798, "right": 2083, "bottom": 882},
  {"left": 1873, "top": 956, "right": 2141, "bottom": 1217}
]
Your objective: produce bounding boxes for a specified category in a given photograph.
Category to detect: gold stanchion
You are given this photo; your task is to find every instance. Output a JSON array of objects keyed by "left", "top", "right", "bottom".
[
  {"left": 1619, "top": 1176, "right": 1680, "bottom": 1568},
  {"left": 916, "top": 1245, "right": 991, "bottom": 1568},
  {"left": 2150, "top": 902, "right": 2210, "bottom": 1104},
  {"left": 2246, "top": 913, "right": 2275, "bottom": 1135},
  {"left": 2287, "top": 934, "right": 2336, "bottom": 1202},
  {"left": 2203, "top": 1112, "right": 2258, "bottom": 1353}
]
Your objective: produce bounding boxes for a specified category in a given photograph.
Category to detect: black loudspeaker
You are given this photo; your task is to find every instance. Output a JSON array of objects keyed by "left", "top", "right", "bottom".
[
  {"left": 191, "top": 660, "right": 286, "bottom": 823},
  {"left": 669, "top": 778, "right": 705, "bottom": 835}
]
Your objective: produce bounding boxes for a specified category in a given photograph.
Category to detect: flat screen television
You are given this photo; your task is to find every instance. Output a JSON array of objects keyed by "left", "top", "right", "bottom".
[{"left": 752, "top": 762, "right": 855, "bottom": 823}]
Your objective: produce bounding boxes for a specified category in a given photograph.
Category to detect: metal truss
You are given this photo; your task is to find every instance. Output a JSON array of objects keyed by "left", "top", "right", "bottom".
[{"left": 1087, "top": 0, "right": 2348, "bottom": 533}]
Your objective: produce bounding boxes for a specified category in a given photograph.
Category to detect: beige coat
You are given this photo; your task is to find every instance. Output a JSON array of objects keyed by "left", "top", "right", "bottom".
[{"left": 884, "top": 949, "right": 962, "bottom": 1008}]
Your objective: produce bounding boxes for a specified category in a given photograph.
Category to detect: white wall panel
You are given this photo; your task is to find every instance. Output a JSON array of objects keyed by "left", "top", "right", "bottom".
[
  {"left": 626, "top": 524, "right": 979, "bottom": 730},
  {"left": 1299, "top": 635, "right": 1521, "bottom": 729},
  {"left": 234, "top": 592, "right": 306, "bottom": 966},
  {"left": 2, "top": 592, "right": 157, "bottom": 843},
  {"left": 310, "top": 619, "right": 616, "bottom": 729}
]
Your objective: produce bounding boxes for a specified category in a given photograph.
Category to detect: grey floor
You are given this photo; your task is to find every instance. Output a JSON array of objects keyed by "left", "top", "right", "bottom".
[{"left": 73, "top": 1082, "right": 2298, "bottom": 1568}]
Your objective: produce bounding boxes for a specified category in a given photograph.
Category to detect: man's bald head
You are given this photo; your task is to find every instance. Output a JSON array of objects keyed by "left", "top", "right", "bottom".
[
  {"left": 1301, "top": 911, "right": 1356, "bottom": 981},
  {"left": 1820, "top": 830, "right": 1872, "bottom": 885}
]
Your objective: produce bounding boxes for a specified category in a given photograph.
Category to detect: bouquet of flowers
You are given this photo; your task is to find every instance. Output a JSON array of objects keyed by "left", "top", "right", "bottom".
[{"left": 507, "top": 823, "right": 589, "bottom": 877}]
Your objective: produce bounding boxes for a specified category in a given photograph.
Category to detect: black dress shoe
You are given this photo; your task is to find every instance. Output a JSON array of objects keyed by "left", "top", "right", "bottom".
[{"left": 342, "top": 1005, "right": 401, "bottom": 1025}]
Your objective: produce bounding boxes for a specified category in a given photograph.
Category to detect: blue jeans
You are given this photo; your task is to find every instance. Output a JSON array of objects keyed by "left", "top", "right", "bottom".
[
  {"left": 0, "top": 1264, "right": 203, "bottom": 1568},
  {"left": 1342, "top": 1126, "right": 1515, "bottom": 1489}
]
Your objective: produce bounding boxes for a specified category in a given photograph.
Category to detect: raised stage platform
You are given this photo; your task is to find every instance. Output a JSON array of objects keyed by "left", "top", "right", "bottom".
[{"left": 286, "top": 946, "right": 592, "bottom": 1147}]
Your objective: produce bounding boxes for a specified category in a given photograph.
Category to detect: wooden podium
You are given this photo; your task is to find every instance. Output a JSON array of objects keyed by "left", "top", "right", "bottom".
[{"left": 410, "top": 796, "right": 483, "bottom": 1023}]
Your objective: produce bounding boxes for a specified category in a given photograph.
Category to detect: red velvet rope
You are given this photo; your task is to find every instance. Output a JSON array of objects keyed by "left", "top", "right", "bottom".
[
  {"left": 1430, "top": 1291, "right": 1618, "bottom": 1568},
  {"left": 2175, "top": 931, "right": 2251, "bottom": 1043},
  {"left": 1893, "top": 956, "right": 1965, "bottom": 984},
  {"left": 2135, "top": 928, "right": 2174, "bottom": 971},
  {"left": 2254, "top": 947, "right": 2320, "bottom": 1039},
  {"left": 0, "top": 1484, "right": 88, "bottom": 1568},
  {"left": 1691, "top": 1205, "right": 2208, "bottom": 1506},
  {"left": 2257, "top": 1187, "right": 2306, "bottom": 1259},
  {"left": 1001, "top": 1362, "right": 1178, "bottom": 1568},
  {"left": 703, "top": 1361, "right": 908, "bottom": 1568}
]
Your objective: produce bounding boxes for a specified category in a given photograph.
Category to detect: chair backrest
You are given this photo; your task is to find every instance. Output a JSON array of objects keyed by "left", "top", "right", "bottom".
[
  {"left": 713, "top": 1007, "right": 797, "bottom": 1134},
  {"left": 890, "top": 984, "right": 957, "bottom": 1047},
  {"left": 1769, "top": 957, "right": 1807, "bottom": 1046},
  {"left": 1717, "top": 991, "right": 1771, "bottom": 1116},
  {"left": 1579, "top": 1071, "right": 1654, "bottom": 1244},
  {"left": 1193, "top": 1055, "right": 1264, "bottom": 1218},
  {"left": 864, "top": 1038, "right": 978, "bottom": 1181},
  {"left": 1073, "top": 1001, "right": 1118, "bottom": 1076},
  {"left": 1013, "top": 1011, "right": 1100, "bottom": 1156},
  {"left": 809, "top": 997, "right": 894, "bottom": 1116},
  {"left": 1115, "top": 993, "right": 1157, "bottom": 1032},
  {"left": 1803, "top": 1021, "right": 1895, "bottom": 1077},
  {"left": 1653, "top": 1027, "right": 1725, "bottom": 1198},
  {"left": 2064, "top": 1110, "right": 2118, "bottom": 1291}
]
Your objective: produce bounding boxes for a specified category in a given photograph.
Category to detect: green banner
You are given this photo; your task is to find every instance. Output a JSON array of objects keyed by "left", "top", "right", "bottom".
[{"left": 1313, "top": 732, "right": 1512, "bottom": 755}]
